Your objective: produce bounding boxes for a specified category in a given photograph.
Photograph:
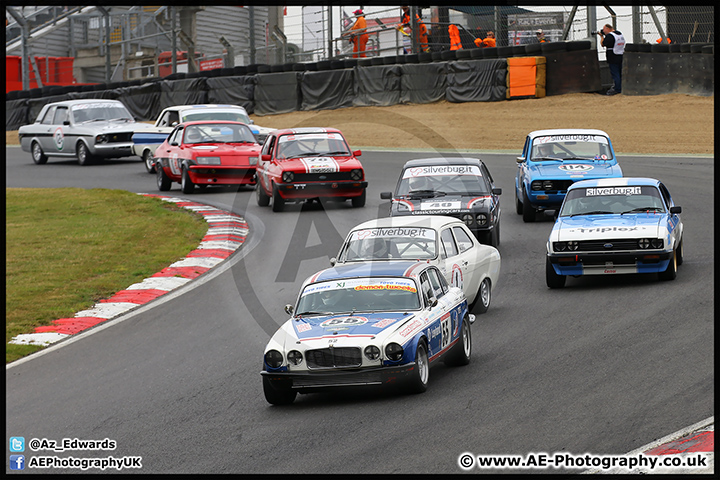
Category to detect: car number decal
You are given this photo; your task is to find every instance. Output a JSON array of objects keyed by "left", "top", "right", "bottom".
[
  {"left": 169, "top": 154, "right": 181, "bottom": 176},
  {"left": 300, "top": 157, "right": 339, "bottom": 173},
  {"left": 451, "top": 264, "right": 463, "bottom": 289},
  {"left": 320, "top": 316, "right": 368, "bottom": 328},
  {"left": 440, "top": 312, "right": 452, "bottom": 349},
  {"left": 53, "top": 127, "right": 64, "bottom": 151},
  {"left": 420, "top": 201, "right": 462, "bottom": 211},
  {"left": 558, "top": 164, "right": 594, "bottom": 172}
]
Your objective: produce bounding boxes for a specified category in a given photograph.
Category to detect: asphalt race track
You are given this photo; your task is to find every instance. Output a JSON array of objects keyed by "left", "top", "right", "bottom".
[{"left": 5, "top": 145, "right": 714, "bottom": 474}]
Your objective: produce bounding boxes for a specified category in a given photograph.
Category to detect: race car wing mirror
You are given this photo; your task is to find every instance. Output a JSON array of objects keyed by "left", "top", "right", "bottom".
[
  {"left": 329, "top": 257, "right": 337, "bottom": 266},
  {"left": 670, "top": 206, "right": 682, "bottom": 214},
  {"left": 380, "top": 192, "right": 392, "bottom": 199},
  {"left": 261, "top": 154, "right": 271, "bottom": 161},
  {"left": 516, "top": 156, "right": 525, "bottom": 163},
  {"left": 492, "top": 187, "right": 502, "bottom": 195},
  {"left": 353, "top": 149, "right": 362, "bottom": 156},
  {"left": 284, "top": 304, "right": 294, "bottom": 315}
]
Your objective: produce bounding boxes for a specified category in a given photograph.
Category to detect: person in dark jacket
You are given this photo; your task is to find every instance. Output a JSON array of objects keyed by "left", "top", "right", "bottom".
[{"left": 597, "top": 24, "right": 626, "bottom": 95}]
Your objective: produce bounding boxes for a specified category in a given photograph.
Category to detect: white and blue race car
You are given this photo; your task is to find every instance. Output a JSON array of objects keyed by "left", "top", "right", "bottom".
[
  {"left": 546, "top": 177, "right": 683, "bottom": 288},
  {"left": 261, "top": 261, "right": 474, "bottom": 405},
  {"left": 515, "top": 129, "right": 623, "bottom": 222}
]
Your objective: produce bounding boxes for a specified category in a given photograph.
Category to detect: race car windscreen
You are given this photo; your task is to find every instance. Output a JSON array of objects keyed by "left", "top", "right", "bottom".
[
  {"left": 182, "top": 123, "right": 257, "bottom": 144},
  {"left": 397, "top": 164, "right": 489, "bottom": 196},
  {"left": 276, "top": 133, "right": 350, "bottom": 159},
  {"left": 559, "top": 185, "right": 665, "bottom": 217},
  {"left": 296, "top": 277, "right": 421, "bottom": 315},
  {"left": 182, "top": 111, "right": 252, "bottom": 124},
  {"left": 340, "top": 227, "right": 437, "bottom": 261},
  {"left": 71, "top": 103, "right": 134, "bottom": 123},
  {"left": 531, "top": 134, "right": 613, "bottom": 161}
]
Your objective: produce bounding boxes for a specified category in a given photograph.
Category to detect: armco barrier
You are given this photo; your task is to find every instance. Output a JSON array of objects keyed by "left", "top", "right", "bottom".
[{"left": 6, "top": 42, "right": 713, "bottom": 131}]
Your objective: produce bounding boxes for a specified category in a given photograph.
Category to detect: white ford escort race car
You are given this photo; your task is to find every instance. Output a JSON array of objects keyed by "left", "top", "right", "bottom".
[{"left": 546, "top": 177, "right": 683, "bottom": 288}]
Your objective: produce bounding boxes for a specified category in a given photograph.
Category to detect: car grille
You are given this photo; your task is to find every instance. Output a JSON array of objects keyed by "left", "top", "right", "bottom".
[
  {"left": 292, "top": 172, "right": 354, "bottom": 182},
  {"left": 575, "top": 238, "right": 642, "bottom": 251},
  {"left": 105, "top": 132, "right": 133, "bottom": 144},
  {"left": 306, "top": 347, "right": 362, "bottom": 369}
]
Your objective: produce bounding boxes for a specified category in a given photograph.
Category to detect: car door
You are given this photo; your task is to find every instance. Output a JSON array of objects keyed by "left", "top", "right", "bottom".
[
  {"left": 450, "top": 225, "right": 483, "bottom": 304},
  {"left": 438, "top": 226, "right": 474, "bottom": 303},
  {"left": 257, "top": 134, "right": 277, "bottom": 193},
  {"left": 37, "top": 105, "right": 58, "bottom": 153},
  {"left": 52, "top": 106, "right": 73, "bottom": 155},
  {"left": 164, "top": 126, "right": 184, "bottom": 177},
  {"left": 516, "top": 135, "right": 531, "bottom": 197},
  {"left": 424, "top": 267, "right": 457, "bottom": 357}
]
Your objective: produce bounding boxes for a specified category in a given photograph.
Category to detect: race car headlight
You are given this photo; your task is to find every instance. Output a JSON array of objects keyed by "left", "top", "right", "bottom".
[
  {"left": 476, "top": 213, "right": 488, "bottom": 226},
  {"left": 350, "top": 169, "right": 363, "bottom": 181},
  {"left": 461, "top": 213, "right": 473, "bottom": 226},
  {"left": 531, "top": 180, "right": 544, "bottom": 191},
  {"left": 282, "top": 171, "right": 294, "bottom": 183},
  {"left": 638, "top": 238, "right": 650, "bottom": 249},
  {"left": 651, "top": 238, "right": 663, "bottom": 249},
  {"left": 543, "top": 180, "right": 554, "bottom": 190},
  {"left": 567, "top": 241, "right": 579, "bottom": 251},
  {"left": 264, "top": 350, "right": 284, "bottom": 368},
  {"left": 364, "top": 345, "right": 381, "bottom": 361},
  {"left": 287, "top": 350, "right": 303, "bottom": 366},
  {"left": 554, "top": 242, "right": 567, "bottom": 252},
  {"left": 197, "top": 156, "right": 221, "bottom": 165},
  {"left": 385, "top": 343, "right": 404, "bottom": 362},
  {"left": 96, "top": 134, "right": 108, "bottom": 144},
  {"left": 248, "top": 156, "right": 259, "bottom": 166}
]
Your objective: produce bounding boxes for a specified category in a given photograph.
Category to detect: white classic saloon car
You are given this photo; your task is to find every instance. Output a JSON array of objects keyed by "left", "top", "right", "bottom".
[
  {"left": 132, "top": 104, "right": 275, "bottom": 173},
  {"left": 332, "top": 216, "right": 501, "bottom": 314},
  {"left": 19, "top": 99, "right": 150, "bottom": 166},
  {"left": 546, "top": 177, "right": 683, "bottom": 288},
  {"left": 261, "top": 261, "right": 474, "bottom": 405}
]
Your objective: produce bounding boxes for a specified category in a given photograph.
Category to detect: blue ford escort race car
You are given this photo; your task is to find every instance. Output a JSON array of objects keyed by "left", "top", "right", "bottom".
[
  {"left": 261, "top": 261, "right": 474, "bottom": 405},
  {"left": 515, "top": 129, "right": 623, "bottom": 222},
  {"left": 546, "top": 177, "right": 683, "bottom": 288}
]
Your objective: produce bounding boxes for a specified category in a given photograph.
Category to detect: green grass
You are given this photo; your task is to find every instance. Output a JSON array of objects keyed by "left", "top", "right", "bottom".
[{"left": 6, "top": 188, "right": 208, "bottom": 363}]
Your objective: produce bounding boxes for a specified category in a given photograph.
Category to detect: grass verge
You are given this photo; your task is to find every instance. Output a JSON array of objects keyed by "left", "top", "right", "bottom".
[{"left": 6, "top": 188, "right": 208, "bottom": 363}]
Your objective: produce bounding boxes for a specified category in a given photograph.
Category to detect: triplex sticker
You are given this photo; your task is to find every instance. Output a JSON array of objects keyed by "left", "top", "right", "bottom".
[
  {"left": 403, "top": 165, "right": 482, "bottom": 178},
  {"left": 320, "top": 316, "right": 369, "bottom": 328},
  {"left": 300, "top": 157, "right": 339, "bottom": 173},
  {"left": 352, "top": 227, "right": 435, "bottom": 241},
  {"left": 586, "top": 186, "right": 642, "bottom": 196},
  {"left": 72, "top": 103, "right": 121, "bottom": 110},
  {"left": 302, "top": 278, "right": 417, "bottom": 296},
  {"left": 279, "top": 133, "right": 338, "bottom": 142}
]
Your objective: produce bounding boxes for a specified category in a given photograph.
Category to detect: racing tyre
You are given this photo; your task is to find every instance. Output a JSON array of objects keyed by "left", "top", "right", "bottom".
[
  {"left": 445, "top": 316, "right": 472, "bottom": 367},
  {"left": 470, "top": 277, "right": 491, "bottom": 314},
  {"left": 143, "top": 150, "right": 156, "bottom": 173},
  {"left": 406, "top": 340, "right": 429, "bottom": 394},
  {"left": 76, "top": 142, "right": 94, "bottom": 166},
  {"left": 272, "top": 184, "right": 285, "bottom": 212},
  {"left": 546, "top": 257, "right": 566, "bottom": 288},
  {"left": 675, "top": 239, "right": 684, "bottom": 266},
  {"left": 31, "top": 141, "right": 48, "bottom": 164},
  {"left": 256, "top": 183, "right": 270, "bottom": 206},
  {"left": 351, "top": 189, "right": 366, "bottom": 208},
  {"left": 522, "top": 187, "right": 536, "bottom": 222},
  {"left": 181, "top": 167, "right": 195, "bottom": 194},
  {"left": 515, "top": 192, "right": 523, "bottom": 215},
  {"left": 156, "top": 165, "right": 171, "bottom": 191},
  {"left": 659, "top": 250, "right": 677, "bottom": 281},
  {"left": 262, "top": 376, "right": 297, "bottom": 405}
]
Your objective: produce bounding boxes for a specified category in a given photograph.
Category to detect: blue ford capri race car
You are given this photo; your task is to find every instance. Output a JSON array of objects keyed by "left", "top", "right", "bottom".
[
  {"left": 261, "top": 261, "right": 474, "bottom": 405},
  {"left": 546, "top": 177, "right": 683, "bottom": 288},
  {"left": 515, "top": 129, "right": 623, "bottom": 222}
]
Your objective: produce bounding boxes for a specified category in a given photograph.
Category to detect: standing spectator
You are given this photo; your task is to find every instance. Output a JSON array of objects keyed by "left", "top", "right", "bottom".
[
  {"left": 535, "top": 29, "right": 547, "bottom": 43},
  {"left": 474, "top": 30, "right": 496, "bottom": 48},
  {"left": 348, "top": 9, "right": 369, "bottom": 58},
  {"left": 597, "top": 24, "right": 626, "bottom": 95},
  {"left": 449, "top": 24, "right": 463, "bottom": 50}
]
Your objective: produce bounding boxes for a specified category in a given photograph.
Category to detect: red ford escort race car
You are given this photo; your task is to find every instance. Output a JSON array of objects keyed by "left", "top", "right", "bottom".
[
  {"left": 155, "top": 120, "right": 261, "bottom": 193},
  {"left": 255, "top": 127, "right": 367, "bottom": 211}
]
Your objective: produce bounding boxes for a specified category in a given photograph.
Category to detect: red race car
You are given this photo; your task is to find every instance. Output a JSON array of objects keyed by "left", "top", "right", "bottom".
[
  {"left": 255, "top": 127, "right": 367, "bottom": 211},
  {"left": 155, "top": 120, "right": 261, "bottom": 194}
]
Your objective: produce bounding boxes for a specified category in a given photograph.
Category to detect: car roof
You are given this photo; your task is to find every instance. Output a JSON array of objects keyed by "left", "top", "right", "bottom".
[
  {"left": 402, "top": 157, "right": 484, "bottom": 168},
  {"left": 527, "top": 128, "right": 610, "bottom": 139},
  {"left": 347, "top": 215, "right": 464, "bottom": 232},
  {"left": 568, "top": 177, "right": 661, "bottom": 190},
  {"left": 271, "top": 127, "right": 344, "bottom": 136},
  {"left": 307, "top": 261, "right": 430, "bottom": 284},
  {"left": 41, "top": 99, "right": 126, "bottom": 107},
  {"left": 166, "top": 104, "right": 248, "bottom": 112}
]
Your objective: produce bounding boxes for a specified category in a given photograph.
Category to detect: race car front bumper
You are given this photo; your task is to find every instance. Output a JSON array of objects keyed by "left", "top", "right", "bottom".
[
  {"left": 276, "top": 180, "right": 368, "bottom": 200},
  {"left": 261, "top": 363, "right": 416, "bottom": 392},
  {"left": 548, "top": 250, "right": 673, "bottom": 275}
]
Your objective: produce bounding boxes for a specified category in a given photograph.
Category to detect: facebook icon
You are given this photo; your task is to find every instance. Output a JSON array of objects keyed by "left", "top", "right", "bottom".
[{"left": 10, "top": 455, "right": 25, "bottom": 470}]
